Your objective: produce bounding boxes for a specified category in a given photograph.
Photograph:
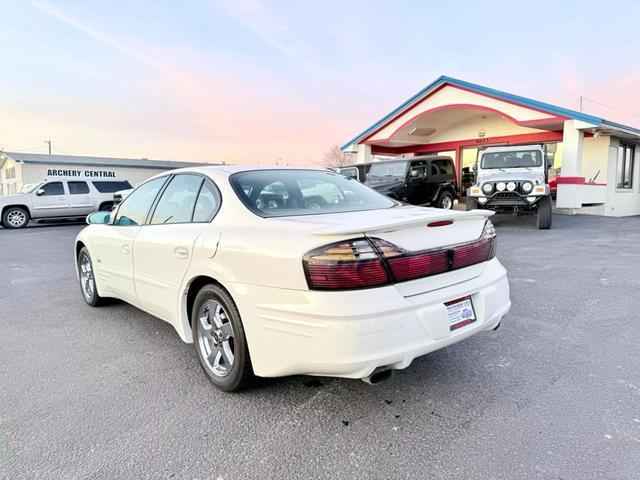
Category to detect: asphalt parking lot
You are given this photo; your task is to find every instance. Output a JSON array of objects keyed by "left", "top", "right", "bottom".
[{"left": 1, "top": 214, "right": 639, "bottom": 479}]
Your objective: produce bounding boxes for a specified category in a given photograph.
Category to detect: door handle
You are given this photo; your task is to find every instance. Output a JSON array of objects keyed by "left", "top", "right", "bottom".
[
  {"left": 121, "top": 245, "right": 130, "bottom": 255},
  {"left": 174, "top": 246, "right": 189, "bottom": 259}
]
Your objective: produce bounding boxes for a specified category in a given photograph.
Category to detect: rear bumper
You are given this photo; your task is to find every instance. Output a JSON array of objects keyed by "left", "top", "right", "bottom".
[{"left": 229, "top": 258, "right": 510, "bottom": 378}]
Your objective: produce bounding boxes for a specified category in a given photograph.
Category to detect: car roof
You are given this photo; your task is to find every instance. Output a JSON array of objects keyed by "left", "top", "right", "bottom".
[
  {"left": 480, "top": 144, "right": 544, "bottom": 153},
  {"left": 152, "top": 164, "right": 328, "bottom": 179},
  {"left": 41, "top": 177, "right": 130, "bottom": 181},
  {"left": 370, "top": 155, "right": 453, "bottom": 165}
]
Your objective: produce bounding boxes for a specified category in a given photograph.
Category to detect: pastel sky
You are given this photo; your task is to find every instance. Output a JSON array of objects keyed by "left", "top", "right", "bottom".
[{"left": 1, "top": 0, "right": 640, "bottom": 165}]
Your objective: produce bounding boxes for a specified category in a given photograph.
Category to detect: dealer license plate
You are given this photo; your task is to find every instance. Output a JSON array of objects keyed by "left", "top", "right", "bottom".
[{"left": 445, "top": 296, "right": 476, "bottom": 331}]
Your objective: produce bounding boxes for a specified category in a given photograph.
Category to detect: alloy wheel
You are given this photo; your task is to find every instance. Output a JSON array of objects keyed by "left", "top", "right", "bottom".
[
  {"left": 7, "top": 209, "right": 27, "bottom": 227},
  {"left": 197, "top": 300, "right": 235, "bottom": 377},
  {"left": 79, "top": 255, "right": 95, "bottom": 300}
]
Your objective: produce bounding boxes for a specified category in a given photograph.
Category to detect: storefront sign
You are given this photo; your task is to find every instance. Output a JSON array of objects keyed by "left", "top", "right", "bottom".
[{"left": 47, "top": 169, "right": 117, "bottom": 178}]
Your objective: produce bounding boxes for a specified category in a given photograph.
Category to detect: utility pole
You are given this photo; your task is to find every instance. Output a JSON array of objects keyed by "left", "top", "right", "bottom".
[
  {"left": 44, "top": 140, "right": 51, "bottom": 154},
  {"left": 579, "top": 96, "right": 583, "bottom": 112}
]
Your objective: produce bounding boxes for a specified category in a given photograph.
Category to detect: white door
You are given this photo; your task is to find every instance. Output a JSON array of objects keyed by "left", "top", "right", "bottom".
[
  {"left": 67, "top": 181, "right": 96, "bottom": 216},
  {"left": 133, "top": 175, "right": 222, "bottom": 323},
  {"left": 31, "top": 181, "right": 69, "bottom": 217},
  {"left": 96, "top": 176, "right": 169, "bottom": 302},
  {"left": 89, "top": 224, "right": 140, "bottom": 303}
]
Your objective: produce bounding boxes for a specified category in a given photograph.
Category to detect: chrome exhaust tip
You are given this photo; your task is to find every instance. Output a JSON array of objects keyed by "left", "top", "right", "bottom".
[{"left": 362, "top": 367, "right": 395, "bottom": 385}]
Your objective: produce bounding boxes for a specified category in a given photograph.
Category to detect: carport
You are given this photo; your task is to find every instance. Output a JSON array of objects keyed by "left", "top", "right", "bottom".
[{"left": 342, "top": 76, "right": 640, "bottom": 216}]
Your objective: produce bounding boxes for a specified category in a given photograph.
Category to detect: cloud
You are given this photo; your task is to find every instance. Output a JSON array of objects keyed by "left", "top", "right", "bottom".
[
  {"left": 213, "top": 0, "right": 323, "bottom": 73},
  {"left": 28, "top": 0, "right": 186, "bottom": 80},
  {"left": 14, "top": 1, "right": 351, "bottom": 164}
]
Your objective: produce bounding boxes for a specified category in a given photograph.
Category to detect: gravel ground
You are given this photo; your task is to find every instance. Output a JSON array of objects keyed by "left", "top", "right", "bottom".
[{"left": 1, "top": 213, "right": 639, "bottom": 479}]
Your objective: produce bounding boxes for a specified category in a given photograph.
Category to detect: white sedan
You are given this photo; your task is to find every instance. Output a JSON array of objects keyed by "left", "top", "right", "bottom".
[{"left": 75, "top": 166, "right": 510, "bottom": 391}]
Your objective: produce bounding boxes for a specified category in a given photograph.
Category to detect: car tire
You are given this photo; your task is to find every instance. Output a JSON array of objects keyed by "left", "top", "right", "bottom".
[
  {"left": 465, "top": 197, "right": 478, "bottom": 211},
  {"left": 77, "top": 247, "right": 106, "bottom": 306},
  {"left": 2, "top": 206, "right": 30, "bottom": 229},
  {"left": 99, "top": 202, "right": 114, "bottom": 212},
  {"left": 536, "top": 195, "right": 552, "bottom": 230},
  {"left": 436, "top": 191, "right": 454, "bottom": 209},
  {"left": 192, "top": 284, "right": 255, "bottom": 392}
]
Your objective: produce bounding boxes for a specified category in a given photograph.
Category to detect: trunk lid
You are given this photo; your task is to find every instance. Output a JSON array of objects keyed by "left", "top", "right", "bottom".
[
  {"left": 276, "top": 206, "right": 494, "bottom": 295},
  {"left": 304, "top": 205, "right": 491, "bottom": 250}
]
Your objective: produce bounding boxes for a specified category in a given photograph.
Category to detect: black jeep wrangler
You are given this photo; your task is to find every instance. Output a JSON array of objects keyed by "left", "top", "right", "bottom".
[{"left": 365, "top": 156, "right": 457, "bottom": 209}]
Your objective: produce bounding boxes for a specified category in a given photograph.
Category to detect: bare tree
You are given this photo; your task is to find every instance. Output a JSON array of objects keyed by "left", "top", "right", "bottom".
[{"left": 323, "top": 145, "right": 355, "bottom": 168}]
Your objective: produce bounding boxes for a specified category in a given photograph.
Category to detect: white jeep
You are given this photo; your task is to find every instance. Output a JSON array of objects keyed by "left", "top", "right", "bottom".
[{"left": 466, "top": 145, "right": 553, "bottom": 229}]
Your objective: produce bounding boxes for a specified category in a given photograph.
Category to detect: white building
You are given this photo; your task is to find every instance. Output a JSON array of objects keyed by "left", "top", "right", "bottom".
[
  {"left": 0, "top": 152, "right": 212, "bottom": 196},
  {"left": 342, "top": 76, "right": 640, "bottom": 216}
]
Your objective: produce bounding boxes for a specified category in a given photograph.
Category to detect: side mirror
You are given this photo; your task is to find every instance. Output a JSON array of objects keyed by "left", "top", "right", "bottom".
[
  {"left": 36, "top": 188, "right": 45, "bottom": 196},
  {"left": 86, "top": 211, "right": 111, "bottom": 225}
]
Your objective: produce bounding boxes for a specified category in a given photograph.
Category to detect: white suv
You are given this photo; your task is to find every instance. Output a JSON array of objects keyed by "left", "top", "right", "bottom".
[{"left": 0, "top": 178, "right": 132, "bottom": 229}]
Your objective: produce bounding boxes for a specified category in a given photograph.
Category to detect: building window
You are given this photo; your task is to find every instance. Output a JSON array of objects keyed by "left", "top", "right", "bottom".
[
  {"left": 5, "top": 167, "right": 15, "bottom": 180},
  {"left": 616, "top": 143, "right": 635, "bottom": 189}
]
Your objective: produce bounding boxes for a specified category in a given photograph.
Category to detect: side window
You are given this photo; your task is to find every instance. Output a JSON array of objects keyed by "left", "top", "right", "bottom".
[
  {"left": 40, "top": 182, "right": 65, "bottom": 196},
  {"left": 409, "top": 165, "right": 426, "bottom": 179},
  {"left": 150, "top": 174, "right": 204, "bottom": 225},
  {"left": 339, "top": 167, "right": 359, "bottom": 180},
  {"left": 68, "top": 181, "right": 89, "bottom": 194},
  {"left": 193, "top": 181, "right": 222, "bottom": 222},
  {"left": 433, "top": 160, "right": 454, "bottom": 175},
  {"left": 92, "top": 181, "right": 133, "bottom": 193},
  {"left": 430, "top": 163, "right": 440, "bottom": 176},
  {"left": 114, "top": 177, "right": 167, "bottom": 226}
]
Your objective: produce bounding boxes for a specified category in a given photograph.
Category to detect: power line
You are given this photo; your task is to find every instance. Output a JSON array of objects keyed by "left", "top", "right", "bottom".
[
  {"left": 52, "top": 146, "right": 73, "bottom": 155},
  {"left": 306, "top": 157, "right": 325, "bottom": 166},
  {"left": 1, "top": 145, "right": 48, "bottom": 153},
  {"left": 580, "top": 96, "right": 640, "bottom": 119}
]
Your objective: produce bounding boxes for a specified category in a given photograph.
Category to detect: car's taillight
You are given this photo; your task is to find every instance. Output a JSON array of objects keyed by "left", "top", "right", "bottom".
[
  {"left": 303, "top": 220, "right": 497, "bottom": 290},
  {"left": 303, "top": 239, "right": 390, "bottom": 290},
  {"left": 453, "top": 220, "right": 496, "bottom": 269},
  {"left": 386, "top": 249, "right": 449, "bottom": 282}
]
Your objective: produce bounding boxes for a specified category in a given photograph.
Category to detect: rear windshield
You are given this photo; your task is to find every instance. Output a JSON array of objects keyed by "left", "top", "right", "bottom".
[
  {"left": 230, "top": 170, "right": 396, "bottom": 217},
  {"left": 367, "top": 161, "right": 408, "bottom": 182},
  {"left": 480, "top": 150, "right": 543, "bottom": 169},
  {"left": 92, "top": 181, "right": 133, "bottom": 193}
]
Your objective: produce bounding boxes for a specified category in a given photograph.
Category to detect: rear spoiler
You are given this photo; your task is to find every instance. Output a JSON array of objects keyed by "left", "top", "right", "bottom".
[{"left": 311, "top": 209, "right": 494, "bottom": 236}]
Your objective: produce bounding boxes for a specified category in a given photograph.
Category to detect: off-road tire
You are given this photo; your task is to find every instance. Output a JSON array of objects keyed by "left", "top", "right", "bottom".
[
  {"left": 465, "top": 197, "right": 478, "bottom": 211},
  {"left": 436, "top": 191, "right": 454, "bottom": 209},
  {"left": 536, "top": 195, "right": 552, "bottom": 230}
]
